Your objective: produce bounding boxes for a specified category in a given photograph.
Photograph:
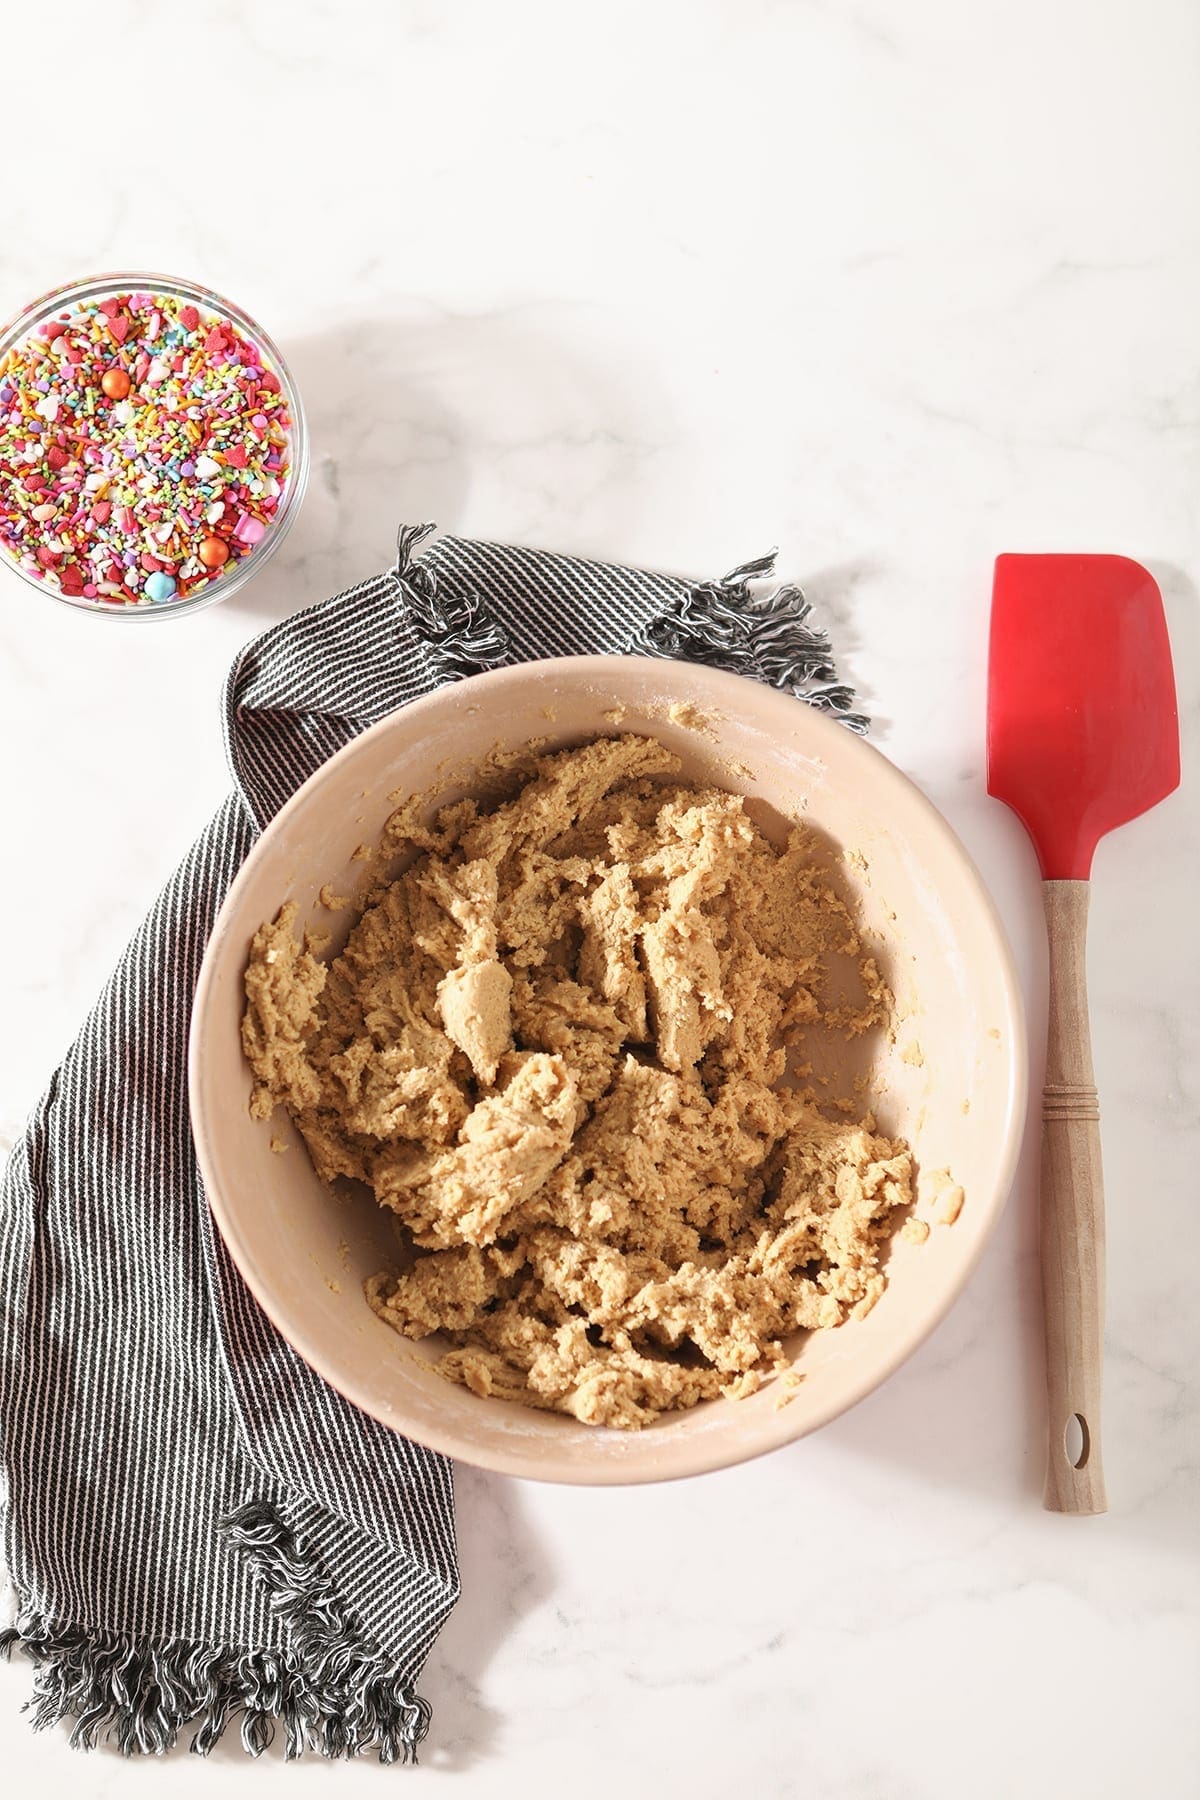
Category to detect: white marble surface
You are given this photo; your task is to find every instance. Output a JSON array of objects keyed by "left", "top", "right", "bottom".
[{"left": 2, "top": 1, "right": 1197, "bottom": 1794}]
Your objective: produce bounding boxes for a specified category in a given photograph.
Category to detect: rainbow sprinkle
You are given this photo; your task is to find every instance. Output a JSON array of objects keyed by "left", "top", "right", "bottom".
[{"left": 0, "top": 288, "right": 294, "bottom": 609}]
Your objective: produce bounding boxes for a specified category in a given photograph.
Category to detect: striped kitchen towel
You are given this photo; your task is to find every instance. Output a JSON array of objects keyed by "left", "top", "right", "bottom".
[{"left": 0, "top": 524, "right": 862, "bottom": 1763}]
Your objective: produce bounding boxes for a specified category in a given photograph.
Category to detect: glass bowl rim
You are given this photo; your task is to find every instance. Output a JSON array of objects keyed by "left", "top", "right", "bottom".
[{"left": 0, "top": 268, "right": 309, "bottom": 622}]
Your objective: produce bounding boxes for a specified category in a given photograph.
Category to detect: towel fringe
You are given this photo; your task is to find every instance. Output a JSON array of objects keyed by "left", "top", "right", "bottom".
[
  {"left": 1, "top": 1547, "right": 430, "bottom": 1764},
  {"left": 395, "top": 522, "right": 510, "bottom": 679},
  {"left": 629, "top": 549, "right": 869, "bottom": 732}
]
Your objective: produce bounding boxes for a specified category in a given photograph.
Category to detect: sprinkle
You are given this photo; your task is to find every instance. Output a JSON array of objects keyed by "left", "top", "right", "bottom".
[
  {"left": 144, "top": 571, "right": 177, "bottom": 602},
  {"left": 199, "top": 534, "right": 229, "bottom": 567},
  {"left": 0, "top": 285, "right": 295, "bottom": 609}
]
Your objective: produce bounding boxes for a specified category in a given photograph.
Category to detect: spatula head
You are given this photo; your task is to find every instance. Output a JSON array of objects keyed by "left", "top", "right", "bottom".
[{"left": 987, "top": 554, "right": 1180, "bottom": 879}]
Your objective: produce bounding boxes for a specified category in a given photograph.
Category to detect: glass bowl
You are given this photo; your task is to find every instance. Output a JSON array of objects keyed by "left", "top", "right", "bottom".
[{"left": 0, "top": 271, "right": 309, "bottom": 621}]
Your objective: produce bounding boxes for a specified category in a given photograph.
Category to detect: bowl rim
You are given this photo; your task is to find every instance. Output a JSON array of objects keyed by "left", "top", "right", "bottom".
[
  {"left": 190, "top": 654, "right": 1027, "bottom": 1484},
  {"left": 0, "top": 269, "right": 309, "bottom": 622}
]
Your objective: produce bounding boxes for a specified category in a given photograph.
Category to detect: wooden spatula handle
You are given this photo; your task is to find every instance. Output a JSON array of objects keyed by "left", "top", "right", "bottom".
[{"left": 1041, "top": 880, "right": 1108, "bottom": 1515}]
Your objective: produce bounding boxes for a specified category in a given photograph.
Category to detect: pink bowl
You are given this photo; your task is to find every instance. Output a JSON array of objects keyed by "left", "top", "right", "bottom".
[{"left": 190, "top": 656, "right": 1025, "bottom": 1484}]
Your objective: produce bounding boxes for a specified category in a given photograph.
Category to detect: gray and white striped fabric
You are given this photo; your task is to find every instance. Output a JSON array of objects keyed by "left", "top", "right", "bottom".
[{"left": 0, "top": 524, "right": 861, "bottom": 1763}]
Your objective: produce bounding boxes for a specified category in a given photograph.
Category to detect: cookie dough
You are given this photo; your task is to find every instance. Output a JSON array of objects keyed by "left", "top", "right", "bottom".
[{"left": 243, "top": 734, "right": 914, "bottom": 1429}]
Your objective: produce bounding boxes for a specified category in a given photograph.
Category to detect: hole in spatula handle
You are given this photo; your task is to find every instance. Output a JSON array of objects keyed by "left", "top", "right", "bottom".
[{"left": 1064, "top": 1413, "right": 1090, "bottom": 1470}]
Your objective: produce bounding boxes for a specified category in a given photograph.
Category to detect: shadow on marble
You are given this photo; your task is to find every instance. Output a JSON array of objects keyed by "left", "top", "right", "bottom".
[
  {"left": 1144, "top": 560, "right": 1198, "bottom": 775},
  {"left": 220, "top": 317, "right": 472, "bottom": 631},
  {"left": 420, "top": 1467, "right": 555, "bottom": 1771},
  {"left": 796, "top": 558, "right": 892, "bottom": 739},
  {"left": 821, "top": 1296, "right": 1045, "bottom": 1507},
  {"left": 220, "top": 308, "right": 668, "bottom": 636},
  {"left": 814, "top": 1103, "right": 1047, "bottom": 1511}
]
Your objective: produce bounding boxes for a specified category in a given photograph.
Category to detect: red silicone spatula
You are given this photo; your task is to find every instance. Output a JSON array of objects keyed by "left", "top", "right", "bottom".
[{"left": 987, "top": 554, "right": 1180, "bottom": 1515}]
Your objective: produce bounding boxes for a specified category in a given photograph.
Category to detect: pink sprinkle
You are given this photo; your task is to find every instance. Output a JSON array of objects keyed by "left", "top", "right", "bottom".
[{"left": 235, "top": 515, "right": 266, "bottom": 545}]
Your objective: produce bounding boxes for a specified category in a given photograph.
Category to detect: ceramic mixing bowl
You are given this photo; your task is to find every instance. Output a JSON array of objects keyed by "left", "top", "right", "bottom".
[{"left": 190, "top": 655, "right": 1025, "bottom": 1483}]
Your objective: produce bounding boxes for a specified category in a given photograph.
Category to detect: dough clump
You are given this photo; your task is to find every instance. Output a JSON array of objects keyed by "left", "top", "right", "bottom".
[{"left": 243, "top": 734, "right": 913, "bottom": 1429}]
